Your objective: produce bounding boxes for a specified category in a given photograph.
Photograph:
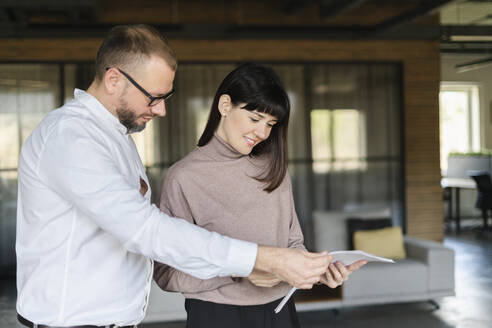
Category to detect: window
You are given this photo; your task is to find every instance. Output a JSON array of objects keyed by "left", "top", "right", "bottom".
[
  {"left": 308, "top": 64, "right": 403, "bottom": 226},
  {"left": 439, "top": 83, "right": 481, "bottom": 174},
  {"left": 311, "top": 109, "right": 366, "bottom": 173}
]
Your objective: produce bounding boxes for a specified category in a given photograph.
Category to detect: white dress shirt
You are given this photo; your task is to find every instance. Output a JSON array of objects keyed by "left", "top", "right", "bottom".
[{"left": 16, "top": 89, "right": 258, "bottom": 326}]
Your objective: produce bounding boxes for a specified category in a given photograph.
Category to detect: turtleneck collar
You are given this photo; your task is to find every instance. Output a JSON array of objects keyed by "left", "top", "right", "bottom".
[{"left": 199, "top": 133, "right": 246, "bottom": 161}]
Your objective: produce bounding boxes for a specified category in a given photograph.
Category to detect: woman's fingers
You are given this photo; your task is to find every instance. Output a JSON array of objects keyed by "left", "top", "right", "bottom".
[
  {"left": 319, "top": 259, "right": 368, "bottom": 289},
  {"left": 322, "top": 261, "right": 351, "bottom": 287},
  {"left": 334, "top": 261, "right": 351, "bottom": 281},
  {"left": 346, "top": 260, "right": 367, "bottom": 272}
]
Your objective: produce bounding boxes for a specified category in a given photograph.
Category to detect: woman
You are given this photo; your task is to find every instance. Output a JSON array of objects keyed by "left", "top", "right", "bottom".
[{"left": 154, "top": 63, "right": 355, "bottom": 328}]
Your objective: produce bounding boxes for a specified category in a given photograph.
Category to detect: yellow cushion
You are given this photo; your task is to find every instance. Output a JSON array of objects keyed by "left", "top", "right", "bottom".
[{"left": 353, "top": 227, "right": 406, "bottom": 260}]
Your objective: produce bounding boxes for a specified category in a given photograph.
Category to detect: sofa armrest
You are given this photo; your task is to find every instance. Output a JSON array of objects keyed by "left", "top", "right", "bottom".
[{"left": 404, "top": 236, "right": 455, "bottom": 293}]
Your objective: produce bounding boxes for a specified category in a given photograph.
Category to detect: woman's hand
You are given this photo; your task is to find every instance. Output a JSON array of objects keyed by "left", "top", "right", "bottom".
[
  {"left": 248, "top": 269, "right": 282, "bottom": 288},
  {"left": 320, "top": 260, "right": 367, "bottom": 288}
]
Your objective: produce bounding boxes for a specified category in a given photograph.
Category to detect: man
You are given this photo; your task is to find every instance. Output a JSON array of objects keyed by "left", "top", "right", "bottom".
[{"left": 16, "top": 25, "right": 359, "bottom": 328}]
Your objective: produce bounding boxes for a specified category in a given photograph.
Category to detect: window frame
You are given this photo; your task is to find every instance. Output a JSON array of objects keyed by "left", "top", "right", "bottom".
[{"left": 439, "top": 81, "right": 482, "bottom": 174}]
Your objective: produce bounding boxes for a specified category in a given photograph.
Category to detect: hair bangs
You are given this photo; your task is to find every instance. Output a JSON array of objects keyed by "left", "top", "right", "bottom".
[{"left": 240, "top": 86, "right": 290, "bottom": 124}]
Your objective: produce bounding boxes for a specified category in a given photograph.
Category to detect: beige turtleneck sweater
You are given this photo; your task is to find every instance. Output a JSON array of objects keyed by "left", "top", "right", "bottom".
[{"left": 153, "top": 135, "right": 305, "bottom": 306}]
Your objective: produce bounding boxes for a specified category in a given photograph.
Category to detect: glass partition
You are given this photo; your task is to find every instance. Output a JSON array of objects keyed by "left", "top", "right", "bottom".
[{"left": 0, "top": 61, "right": 403, "bottom": 270}]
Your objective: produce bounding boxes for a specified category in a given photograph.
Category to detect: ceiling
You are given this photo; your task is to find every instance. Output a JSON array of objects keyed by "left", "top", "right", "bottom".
[
  {"left": 441, "top": 0, "right": 492, "bottom": 25},
  {"left": 0, "top": 0, "right": 490, "bottom": 54},
  {"left": 440, "top": 0, "right": 492, "bottom": 54}
]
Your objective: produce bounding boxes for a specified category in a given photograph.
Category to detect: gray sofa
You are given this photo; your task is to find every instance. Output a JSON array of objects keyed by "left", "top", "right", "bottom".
[
  {"left": 143, "top": 208, "right": 455, "bottom": 323},
  {"left": 307, "top": 208, "right": 455, "bottom": 310}
]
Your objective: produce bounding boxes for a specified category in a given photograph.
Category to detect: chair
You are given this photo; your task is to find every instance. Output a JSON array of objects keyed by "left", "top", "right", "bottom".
[{"left": 468, "top": 171, "right": 492, "bottom": 230}]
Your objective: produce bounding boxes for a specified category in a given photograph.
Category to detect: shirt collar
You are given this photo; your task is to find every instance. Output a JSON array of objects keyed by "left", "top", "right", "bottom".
[{"left": 74, "top": 88, "right": 128, "bottom": 135}]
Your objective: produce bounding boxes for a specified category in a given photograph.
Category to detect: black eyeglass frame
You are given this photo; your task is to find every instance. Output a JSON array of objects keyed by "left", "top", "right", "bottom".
[{"left": 106, "top": 67, "right": 174, "bottom": 107}]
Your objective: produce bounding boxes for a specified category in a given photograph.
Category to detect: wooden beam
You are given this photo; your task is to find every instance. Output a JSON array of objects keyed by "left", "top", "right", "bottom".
[{"left": 319, "top": 0, "right": 369, "bottom": 20}]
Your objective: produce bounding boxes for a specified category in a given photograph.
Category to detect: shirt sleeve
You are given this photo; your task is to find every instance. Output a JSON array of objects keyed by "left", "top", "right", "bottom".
[
  {"left": 286, "top": 173, "right": 306, "bottom": 251},
  {"left": 154, "top": 171, "right": 237, "bottom": 293},
  {"left": 36, "top": 120, "right": 257, "bottom": 280}
]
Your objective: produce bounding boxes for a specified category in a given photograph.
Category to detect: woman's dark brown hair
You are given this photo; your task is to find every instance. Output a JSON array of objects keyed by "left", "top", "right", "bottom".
[{"left": 198, "top": 63, "right": 290, "bottom": 193}]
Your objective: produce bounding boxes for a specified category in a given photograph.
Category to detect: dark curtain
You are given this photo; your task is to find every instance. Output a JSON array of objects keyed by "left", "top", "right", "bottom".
[{"left": 0, "top": 64, "right": 60, "bottom": 275}]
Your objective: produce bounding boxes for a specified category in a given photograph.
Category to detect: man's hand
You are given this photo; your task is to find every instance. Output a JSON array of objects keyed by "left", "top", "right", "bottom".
[
  {"left": 248, "top": 269, "right": 282, "bottom": 287},
  {"left": 320, "top": 259, "right": 367, "bottom": 288},
  {"left": 254, "top": 246, "right": 332, "bottom": 289}
]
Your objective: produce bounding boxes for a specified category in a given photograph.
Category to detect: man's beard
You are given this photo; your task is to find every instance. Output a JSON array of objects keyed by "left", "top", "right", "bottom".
[{"left": 116, "top": 100, "right": 146, "bottom": 134}]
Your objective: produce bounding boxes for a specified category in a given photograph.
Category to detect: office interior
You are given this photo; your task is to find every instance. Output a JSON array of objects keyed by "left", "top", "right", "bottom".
[{"left": 1, "top": 1, "right": 491, "bottom": 327}]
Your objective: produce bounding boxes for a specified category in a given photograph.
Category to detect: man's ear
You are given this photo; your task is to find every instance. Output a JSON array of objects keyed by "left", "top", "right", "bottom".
[
  {"left": 104, "top": 68, "right": 123, "bottom": 95},
  {"left": 218, "top": 94, "right": 232, "bottom": 117}
]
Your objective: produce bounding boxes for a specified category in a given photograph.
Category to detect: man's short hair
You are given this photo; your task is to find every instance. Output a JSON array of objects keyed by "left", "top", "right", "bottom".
[{"left": 95, "top": 24, "right": 177, "bottom": 81}]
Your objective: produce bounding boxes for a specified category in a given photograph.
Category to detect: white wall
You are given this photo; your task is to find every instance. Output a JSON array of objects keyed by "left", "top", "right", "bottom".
[{"left": 441, "top": 54, "right": 492, "bottom": 150}]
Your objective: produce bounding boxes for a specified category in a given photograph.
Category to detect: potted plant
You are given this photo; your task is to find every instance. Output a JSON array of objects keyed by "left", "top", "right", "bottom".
[{"left": 447, "top": 152, "right": 492, "bottom": 178}]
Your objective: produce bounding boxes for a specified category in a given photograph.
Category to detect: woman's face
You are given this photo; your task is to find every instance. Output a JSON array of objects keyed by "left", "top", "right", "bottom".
[{"left": 216, "top": 96, "right": 278, "bottom": 155}]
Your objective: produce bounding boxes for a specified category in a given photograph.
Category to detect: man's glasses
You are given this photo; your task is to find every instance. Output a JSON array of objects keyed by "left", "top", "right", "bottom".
[{"left": 107, "top": 67, "right": 174, "bottom": 107}]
